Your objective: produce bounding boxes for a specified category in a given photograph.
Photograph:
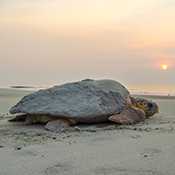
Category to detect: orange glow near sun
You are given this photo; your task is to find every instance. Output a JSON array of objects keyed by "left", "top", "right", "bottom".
[{"left": 161, "top": 64, "right": 168, "bottom": 70}]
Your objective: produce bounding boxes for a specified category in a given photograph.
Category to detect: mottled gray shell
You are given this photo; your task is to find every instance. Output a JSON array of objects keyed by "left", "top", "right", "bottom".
[{"left": 10, "top": 79, "right": 130, "bottom": 122}]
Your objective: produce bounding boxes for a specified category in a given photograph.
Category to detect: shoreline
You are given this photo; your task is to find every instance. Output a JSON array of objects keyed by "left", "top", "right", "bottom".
[
  {"left": 1, "top": 86, "right": 175, "bottom": 95},
  {"left": 133, "top": 94, "right": 175, "bottom": 99}
]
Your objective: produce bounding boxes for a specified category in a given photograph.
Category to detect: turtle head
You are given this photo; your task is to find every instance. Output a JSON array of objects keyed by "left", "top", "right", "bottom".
[{"left": 130, "top": 97, "right": 159, "bottom": 118}]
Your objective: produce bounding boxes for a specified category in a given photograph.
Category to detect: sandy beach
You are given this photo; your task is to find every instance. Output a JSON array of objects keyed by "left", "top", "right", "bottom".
[{"left": 0, "top": 88, "right": 175, "bottom": 175}]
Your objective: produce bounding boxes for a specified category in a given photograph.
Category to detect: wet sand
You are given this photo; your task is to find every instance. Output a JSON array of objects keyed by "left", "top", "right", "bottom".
[{"left": 0, "top": 88, "right": 175, "bottom": 175}]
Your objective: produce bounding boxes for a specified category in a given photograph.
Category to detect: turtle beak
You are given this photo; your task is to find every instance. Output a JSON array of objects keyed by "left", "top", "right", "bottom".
[
  {"left": 154, "top": 102, "right": 159, "bottom": 113},
  {"left": 155, "top": 104, "right": 159, "bottom": 113}
]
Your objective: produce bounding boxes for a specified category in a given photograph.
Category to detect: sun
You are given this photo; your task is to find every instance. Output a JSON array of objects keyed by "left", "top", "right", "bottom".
[{"left": 161, "top": 64, "right": 168, "bottom": 70}]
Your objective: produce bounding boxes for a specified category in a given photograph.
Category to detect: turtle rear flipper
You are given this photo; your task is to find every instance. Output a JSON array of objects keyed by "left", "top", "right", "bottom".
[
  {"left": 108, "top": 106, "right": 146, "bottom": 125},
  {"left": 9, "top": 114, "right": 27, "bottom": 122}
]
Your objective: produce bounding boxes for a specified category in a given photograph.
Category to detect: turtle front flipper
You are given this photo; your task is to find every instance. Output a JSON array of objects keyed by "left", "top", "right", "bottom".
[
  {"left": 108, "top": 106, "right": 146, "bottom": 125},
  {"left": 45, "top": 118, "right": 77, "bottom": 132}
]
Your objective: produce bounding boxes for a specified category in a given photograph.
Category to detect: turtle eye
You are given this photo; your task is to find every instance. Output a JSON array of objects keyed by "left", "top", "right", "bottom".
[{"left": 148, "top": 103, "right": 153, "bottom": 108}]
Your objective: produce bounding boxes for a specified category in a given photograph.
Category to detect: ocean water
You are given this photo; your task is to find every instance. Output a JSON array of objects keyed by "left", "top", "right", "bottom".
[{"left": 0, "top": 88, "right": 175, "bottom": 116}]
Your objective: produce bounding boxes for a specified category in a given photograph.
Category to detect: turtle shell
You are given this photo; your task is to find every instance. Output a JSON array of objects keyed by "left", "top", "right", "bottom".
[{"left": 10, "top": 79, "right": 130, "bottom": 123}]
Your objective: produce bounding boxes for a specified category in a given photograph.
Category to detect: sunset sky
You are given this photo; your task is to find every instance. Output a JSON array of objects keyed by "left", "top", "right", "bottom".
[{"left": 0, "top": 0, "right": 175, "bottom": 91}]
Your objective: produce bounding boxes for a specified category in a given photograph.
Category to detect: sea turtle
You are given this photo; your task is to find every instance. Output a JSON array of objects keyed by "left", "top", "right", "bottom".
[{"left": 9, "top": 79, "right": 159, "bottom": 132}]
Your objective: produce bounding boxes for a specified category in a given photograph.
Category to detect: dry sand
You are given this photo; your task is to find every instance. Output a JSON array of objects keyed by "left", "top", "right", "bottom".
[{"left": 0, "top": 88, "right": 175, "bottom": 175}]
